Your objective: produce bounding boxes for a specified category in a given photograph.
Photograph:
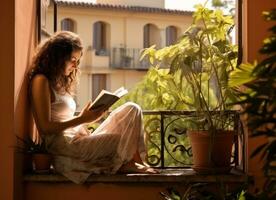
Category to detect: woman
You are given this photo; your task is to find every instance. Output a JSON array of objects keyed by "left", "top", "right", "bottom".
[{"left": 29, "top": 31, "right": 155, "bottom": 184}]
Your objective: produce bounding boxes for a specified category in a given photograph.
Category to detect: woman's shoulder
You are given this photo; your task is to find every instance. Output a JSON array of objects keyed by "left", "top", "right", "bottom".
[
  {"left": 30, "top": 74, "right": 56, "bottom": 102},
  {"left": 31, "top": 74, "right": 50, "bottom": 90},
  {"left": 31, "top": 74, "right": 49, "bottom": 84}
]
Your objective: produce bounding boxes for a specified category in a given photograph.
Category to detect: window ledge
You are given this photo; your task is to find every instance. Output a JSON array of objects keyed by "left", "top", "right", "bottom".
[{"left": 24, "top": 168, "right": 249, "bottom": 184}]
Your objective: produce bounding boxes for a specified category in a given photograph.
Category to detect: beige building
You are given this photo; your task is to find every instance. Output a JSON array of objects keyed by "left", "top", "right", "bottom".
[{"left": 45, "top": 0, "right": 193, "bottom": 110}]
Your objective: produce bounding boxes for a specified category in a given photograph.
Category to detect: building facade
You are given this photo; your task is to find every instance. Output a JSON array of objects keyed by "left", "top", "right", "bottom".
[{"left": 45, "top": 0, "right": 193, "bottom": 109}]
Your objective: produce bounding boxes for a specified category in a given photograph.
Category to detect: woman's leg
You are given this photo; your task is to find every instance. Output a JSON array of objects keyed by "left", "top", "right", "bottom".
[{"left": 91, "top": 102, "right": 157, "bottom": 173}]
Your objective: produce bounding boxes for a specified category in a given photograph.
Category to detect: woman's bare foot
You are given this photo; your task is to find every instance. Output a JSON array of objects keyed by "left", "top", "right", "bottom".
[{"left": 118, "top": 160, "right": 158, "bottom": 174}]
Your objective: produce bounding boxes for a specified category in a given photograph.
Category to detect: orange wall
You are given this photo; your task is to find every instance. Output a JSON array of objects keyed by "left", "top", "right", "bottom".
[
  {"left": 24, "top": 183, "right": 169, "bottom": 200},
  {"left": 0, "top": 0, "right": 36, "bottom": 199},
  {"left": 0, "top": 0, "right": 15, "bottom": 199},
  {"left": 243, "top": 0, "right": 276, "bottom": 192},
  {"left": 243, "top": 0, "right": 276, "bottom": 62},
  {"left": 14, "top": 0, "right": 37, "bottom": 199}
]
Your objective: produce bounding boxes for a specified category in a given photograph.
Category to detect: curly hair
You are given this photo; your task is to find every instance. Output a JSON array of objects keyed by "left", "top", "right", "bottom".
[{"left": 29, "top": 31, "right": 83, "bottom": 94}]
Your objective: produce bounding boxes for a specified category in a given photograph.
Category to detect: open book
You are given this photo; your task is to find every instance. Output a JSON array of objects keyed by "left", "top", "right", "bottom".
[{"left": 89, "top": 87, "right": 128, "bottom": 110}]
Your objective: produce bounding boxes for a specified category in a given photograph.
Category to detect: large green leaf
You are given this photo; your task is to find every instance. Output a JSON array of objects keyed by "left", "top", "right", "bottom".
[{"left": 229, "top": 63, "right": 256, "bottom": 87}]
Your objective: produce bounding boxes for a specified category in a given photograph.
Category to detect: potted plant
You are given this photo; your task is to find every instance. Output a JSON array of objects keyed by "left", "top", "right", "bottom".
[
  {"left": 141, "top": 4, "right": 238, "bottom": 173},
  {"left": 16, "top": 135, "right": 52, "bottom": 172}
]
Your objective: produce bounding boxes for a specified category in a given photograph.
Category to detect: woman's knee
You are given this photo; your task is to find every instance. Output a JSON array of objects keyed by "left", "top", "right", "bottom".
[{"left": 122, "top": 102, "right": 142, "bottom": 113}]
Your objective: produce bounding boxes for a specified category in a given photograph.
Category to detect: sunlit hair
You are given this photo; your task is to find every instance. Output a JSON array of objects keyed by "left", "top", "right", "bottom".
[{"left": 29, "top": 31, "right": 83, "bottom": 94}]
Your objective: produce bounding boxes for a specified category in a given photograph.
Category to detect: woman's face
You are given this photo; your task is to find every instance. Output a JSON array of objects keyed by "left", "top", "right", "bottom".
[{"left": 64, "top": 50, "right": 82, "bottom": 76}]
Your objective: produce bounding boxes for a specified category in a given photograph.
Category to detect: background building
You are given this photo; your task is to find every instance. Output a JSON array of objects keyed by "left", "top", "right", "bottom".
[{"left": 45, "top": 0, "right": 193, "bottom": 109}]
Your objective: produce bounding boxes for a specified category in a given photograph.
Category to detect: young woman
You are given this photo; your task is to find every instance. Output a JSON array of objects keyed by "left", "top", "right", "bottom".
[{"left": 29, "top": 31, "right": 155, "bottom": 184}]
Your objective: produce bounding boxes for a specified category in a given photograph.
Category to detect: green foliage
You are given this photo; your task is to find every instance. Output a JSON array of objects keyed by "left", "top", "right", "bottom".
[
  {"left": 140, "top": 4, "right": 238, "bottom": 131},
  {"left": 230, "top": 9, "right": 276, "bottom": 199},
  {"left": 160, "top": 185, "right": 248, "bottom": 200},
  {"left": 15, "top": 135, "right": 48, "bottom": 154},
  {"left": 114, "top": 67, "right": 200, "bottom": 111},
  {"left": 212, "top": 0, "right": 225, "bottom": 8}
]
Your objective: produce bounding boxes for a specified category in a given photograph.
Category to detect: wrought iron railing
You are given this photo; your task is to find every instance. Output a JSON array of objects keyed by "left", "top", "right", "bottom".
[
  {"left": 142, "top": 110, "right": 245, "bottom": 172},
  {"left": 110, "top": 47, "right": 150, "bottom": 70},
  {"left": 86, "top": 110, "right": 245, "bottom": 172}
]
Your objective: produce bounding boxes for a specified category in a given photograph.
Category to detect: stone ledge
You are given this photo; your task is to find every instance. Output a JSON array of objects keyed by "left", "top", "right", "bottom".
[{"left": 24, "top": 168, "right": 249, "bottom": 184}]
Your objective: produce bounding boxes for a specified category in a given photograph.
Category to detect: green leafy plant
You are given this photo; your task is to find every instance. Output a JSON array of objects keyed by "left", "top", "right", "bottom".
[
  {"left": 230, "top": 9, "right": 276, "bottom": 199},
  {"left": 113, "top": 4, "right": 238, "bottom": 170},
  {"left": 141, "top": 3, "right": 238, "bottom": 132},
  {"left": 16, "top": 135, "right": 48, "bottom": 154},
  {"left": 160, "top": 185, "right": 247, "bottom": 200}
]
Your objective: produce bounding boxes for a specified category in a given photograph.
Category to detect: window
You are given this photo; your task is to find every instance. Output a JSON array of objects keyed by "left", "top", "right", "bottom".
[
  {"left": 166, "top": 26, "right": 178, "bottom": 46},
  {"left": 61, "top": 18, "right": 75, "bottom": 32},
  {"left": 143, "top": 23, "right": 160, "bottom": 48},
  {"left": 93, "top": 21, "right": 109, "bottom": 56},
  {"left": 92, "top": 74, "right": 107, "bottom": 100}
]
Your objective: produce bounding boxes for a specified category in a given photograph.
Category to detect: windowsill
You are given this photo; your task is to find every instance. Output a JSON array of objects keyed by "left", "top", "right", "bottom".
[{"left": 24, "top": 168, "right": 249, "bottom": 184}]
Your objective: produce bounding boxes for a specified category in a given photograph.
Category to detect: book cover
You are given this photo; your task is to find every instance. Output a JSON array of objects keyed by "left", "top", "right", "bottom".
[{"left": 89, "top": 87, "right": 128, "bottom": 110}]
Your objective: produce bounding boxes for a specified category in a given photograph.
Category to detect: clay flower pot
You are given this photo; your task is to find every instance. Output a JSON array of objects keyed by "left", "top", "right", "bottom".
[
  {"left": 188, "top": 130, "right": 234, "bottom": 174},
  {"left": 32, "top": 153, "right": 52, "bottom": 172}
]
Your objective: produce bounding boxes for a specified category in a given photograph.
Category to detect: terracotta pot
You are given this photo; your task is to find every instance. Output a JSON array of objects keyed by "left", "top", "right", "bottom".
[
  {"left": 32, "top": 153, "right": 52, "bottom": 171},
  {"left": 23, "top": 154, "right": 33, "bottom": 173},
  {"left": 187, "top": 130, "right": 234, "bottom": 174}
]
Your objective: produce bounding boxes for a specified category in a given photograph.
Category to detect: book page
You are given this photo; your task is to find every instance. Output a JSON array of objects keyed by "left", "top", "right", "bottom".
[{"left": 113, "top": 87, "right": 128, "bottom": 97}]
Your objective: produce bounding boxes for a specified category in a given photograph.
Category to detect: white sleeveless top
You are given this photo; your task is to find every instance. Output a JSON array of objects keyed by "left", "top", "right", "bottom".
[
  {"left": 51, "top": 90, "right": 76, "bottom": 121},
  {"left": 50, "top": 90, "right": 88, "bottom": 138}
]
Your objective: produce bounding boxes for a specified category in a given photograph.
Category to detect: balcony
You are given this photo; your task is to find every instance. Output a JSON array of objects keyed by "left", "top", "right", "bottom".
[
  {"left": 23, "top": 110, "right": 247, "bottom": 200},
  {"left": 110, "top": 47, "right": 150, "bottom": 70}
]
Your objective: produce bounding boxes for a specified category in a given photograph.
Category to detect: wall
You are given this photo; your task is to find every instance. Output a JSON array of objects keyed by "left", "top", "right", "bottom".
[
  {"left": 53, "top": 7, "right": 192, "bottom": 56},
  {"left": 243, "top": 0, "right": 276, "bottom": 192},
  {"left": 0, "top": 0, "right": 15, "bottom": 199},
  {"left": 0, "top": 0, "right": 36, "bottom": 199},
  {"left": 24, "top": 183, "right": 169, "bottom": 200},
  {"left": 14, "top": 2, "right": 37, "bottom": 199}
]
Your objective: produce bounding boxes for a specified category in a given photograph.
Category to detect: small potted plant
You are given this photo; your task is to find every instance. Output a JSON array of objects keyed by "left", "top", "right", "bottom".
[
  {"left": 141, "top": 4, "right": 238, "bottom": 173},
  {"left": 16, "top": 135, "right": 52, "bottom": 172}
]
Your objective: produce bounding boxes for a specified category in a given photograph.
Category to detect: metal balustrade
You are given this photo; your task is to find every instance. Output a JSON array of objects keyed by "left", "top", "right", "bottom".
[
  {"left": 142, "top": 110, "right": 245, "bottom": 172},
  {"left": 85, "top": 110, "right": 245, "bottom": 172},
  {"left": 110, "top": 47, "right": 150, "bottom": 70}
]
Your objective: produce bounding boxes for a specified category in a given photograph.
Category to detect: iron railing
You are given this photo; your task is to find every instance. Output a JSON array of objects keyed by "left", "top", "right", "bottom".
[
  {"left": 142, "top": 110, "right": 245, "bottom": 172},
  {"left": 86, "top": 110, "right": 245, "bottom": 172},
  {"left": 110, "top": 47, "right": 150, "bottom": 70}
]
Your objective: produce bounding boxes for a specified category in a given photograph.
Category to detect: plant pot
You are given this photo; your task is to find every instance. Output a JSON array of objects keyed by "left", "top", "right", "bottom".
[
  {"left": 32, "top": 153, "right": 52, "bottom": 172},
  {"left": 187, "top": 130, "right": 234, "bottom": 174},
  {"left": 23, "top": 154, "right": 33, "bottom": 173}
]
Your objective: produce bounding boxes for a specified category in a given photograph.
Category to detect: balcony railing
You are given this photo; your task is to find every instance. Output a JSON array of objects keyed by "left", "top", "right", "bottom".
[
  {"left": 88, "top": 110, "right": 245, "bottom": 171},
  {"left": 110, "top": 47, "right": 150, "bottom": 70},
  {"left": 143, "top": 110, "right": 245, "bottom": 172}
]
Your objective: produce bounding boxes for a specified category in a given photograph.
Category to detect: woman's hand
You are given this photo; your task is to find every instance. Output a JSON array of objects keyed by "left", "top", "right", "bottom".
[{"left": 78, "top": 101, "right": 107, "bottom": 124}]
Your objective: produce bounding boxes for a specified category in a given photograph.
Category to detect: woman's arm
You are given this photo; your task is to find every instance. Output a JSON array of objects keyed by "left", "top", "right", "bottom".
[{"left": 31, "top": 74, "right": 104, "bottom": 135}]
